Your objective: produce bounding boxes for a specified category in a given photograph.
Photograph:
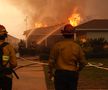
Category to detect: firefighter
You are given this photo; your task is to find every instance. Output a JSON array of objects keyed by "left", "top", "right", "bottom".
[
  {"left": 48, "top": 24, "right": 88, "bottom": 90},
  {"left": 0, "top": 24, "right": 17, "bottom": 90}
]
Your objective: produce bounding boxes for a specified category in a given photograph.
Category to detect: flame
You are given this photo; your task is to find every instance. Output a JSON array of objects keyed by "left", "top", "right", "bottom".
[
  {"left": 35, "top": 23, "right": 47, "bottom": 28},
  {"left": 68, "top": 13, "right": 81, "bottom": 27}
]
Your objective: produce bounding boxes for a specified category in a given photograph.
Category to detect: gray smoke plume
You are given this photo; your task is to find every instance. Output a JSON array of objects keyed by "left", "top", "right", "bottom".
[{"left": 5, "top": 0, "right": 86, "bottom": 27}]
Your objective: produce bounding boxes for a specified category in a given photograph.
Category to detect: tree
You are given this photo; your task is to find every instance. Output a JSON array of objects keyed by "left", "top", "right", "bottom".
[{"left": 18, "top": 40, "right": 26, "bottom": 56}]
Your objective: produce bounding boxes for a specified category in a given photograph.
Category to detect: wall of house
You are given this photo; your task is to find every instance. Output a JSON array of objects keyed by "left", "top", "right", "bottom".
[
  {"left": 47, "top": 35, "right": 63, "bottom": 48},
  {"left": 86, "top": 32, "right": 108, "bottom": 41}
]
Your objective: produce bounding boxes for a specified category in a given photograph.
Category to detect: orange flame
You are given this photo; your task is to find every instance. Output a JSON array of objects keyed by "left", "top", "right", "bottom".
[
  {"left": 35, "top": 23, "right": 47, "bottom": 28},
  {"left": 68, "top": 13, "right": 81, "bottom": 27}
]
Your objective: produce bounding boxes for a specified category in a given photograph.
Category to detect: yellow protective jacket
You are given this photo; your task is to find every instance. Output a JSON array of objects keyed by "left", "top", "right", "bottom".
[
  {"left": 0, "top": 41, "right": 17, "bottom": 78},
  {"left": 49, "top": 39, "right": 88, "bottom": 72}
]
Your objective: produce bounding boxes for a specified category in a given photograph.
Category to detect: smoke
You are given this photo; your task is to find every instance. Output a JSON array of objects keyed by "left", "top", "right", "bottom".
[
  {"left": 85, "top": 0, "right": 108, "bottom": 20},
  {"left": 5, "top": 0, "right": 86, "bottom": 27}
]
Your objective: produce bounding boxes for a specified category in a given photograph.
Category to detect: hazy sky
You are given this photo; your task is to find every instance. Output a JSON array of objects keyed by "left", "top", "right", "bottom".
[
  {"left": 85, "top": 0, "right": 108, "bottom": 19},
  {"left": 0, "top": 0, "right": 25, "bottom": 39},
  {"left": 0, "top": 0, "right": 108, "bottom": 39}
]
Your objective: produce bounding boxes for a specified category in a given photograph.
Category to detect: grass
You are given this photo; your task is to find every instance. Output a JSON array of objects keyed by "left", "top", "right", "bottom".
[
  {"left": 80, "top": 67, "right": 108, "bottom": 80},
  {"left": 44, "top": 58, "right": 108, "bottom": 90},
  {"left": 78, "top": 58, "right": 108, "bottom": 89},
  {"left": 82, "top": 58, "right": 108, "bottom": 79}
]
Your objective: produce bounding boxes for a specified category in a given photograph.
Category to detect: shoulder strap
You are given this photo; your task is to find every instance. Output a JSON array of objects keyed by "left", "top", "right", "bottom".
[{"left": 0, "top": 42, "right": 9, "bottom": 48}]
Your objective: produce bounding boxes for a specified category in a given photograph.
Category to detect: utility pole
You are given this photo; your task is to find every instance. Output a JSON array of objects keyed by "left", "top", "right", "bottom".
[
  {"left": 74, "top": 32, "right": 77, "bottom": 41},
  {"left": 45, "top": 38, "right": 47, "bottom": 47},
  {"left": 25, "top": 16, "right": 28, "bottom": 48}
]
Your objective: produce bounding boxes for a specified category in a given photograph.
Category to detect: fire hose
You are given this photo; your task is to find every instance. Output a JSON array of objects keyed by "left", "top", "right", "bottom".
[{"left": 86, "top": 62, "right": 108, "bottom": 71}]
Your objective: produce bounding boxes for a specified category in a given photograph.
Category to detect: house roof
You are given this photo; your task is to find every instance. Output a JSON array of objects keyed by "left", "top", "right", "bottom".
[
  {"left": 27, "top": 23, "right": 65, "bottom": 44},
  {"left": 76, "top": 19, "right": 108, "bottom": 31},
  {"left": 8, "top": 35, "right": 19, "bottom": 40},
  {"left": 23, "top": 29, "right": 31, "bottom": 36}
]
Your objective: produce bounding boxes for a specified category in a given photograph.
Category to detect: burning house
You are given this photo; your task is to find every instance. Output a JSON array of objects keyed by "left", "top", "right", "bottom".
[
  {"left": 24, "top": 24, "right": 65, "bottom": 48},
  {"left": 23, "top": 8, "right": 82, "bottom": 48},
  {"left": 7, "top": 0, "right": 108, "bottom": 47},
  {"left": 24, "top": 19, "right": 108, "bottom": 48},
  {"left": 8, "top": 0, "right": 87, "bottom": 48}
]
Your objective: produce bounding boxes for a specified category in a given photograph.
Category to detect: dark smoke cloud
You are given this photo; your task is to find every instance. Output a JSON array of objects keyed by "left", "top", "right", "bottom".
[{"left": 6, "top": 0, "right": 85, "bottom": 27}]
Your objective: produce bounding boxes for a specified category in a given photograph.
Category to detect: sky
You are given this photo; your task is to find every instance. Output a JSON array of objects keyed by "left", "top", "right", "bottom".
[
  {"left": 85, "top": 0, "right": 108, "bottom": 19},
  {"left": 0, "top": 0, "right": 25, "bottom": 39},
  {"left": 0, "top": 0, "right": 108, "bottom": 39}
]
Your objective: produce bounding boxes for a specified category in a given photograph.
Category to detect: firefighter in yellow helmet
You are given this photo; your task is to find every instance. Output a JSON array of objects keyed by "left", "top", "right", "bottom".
[
  {"left": 0, "top": 25, "right": 17, "bottom": 90},
  {"left": 48, "top": 24, "right": 88, "bottom": 90}
]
